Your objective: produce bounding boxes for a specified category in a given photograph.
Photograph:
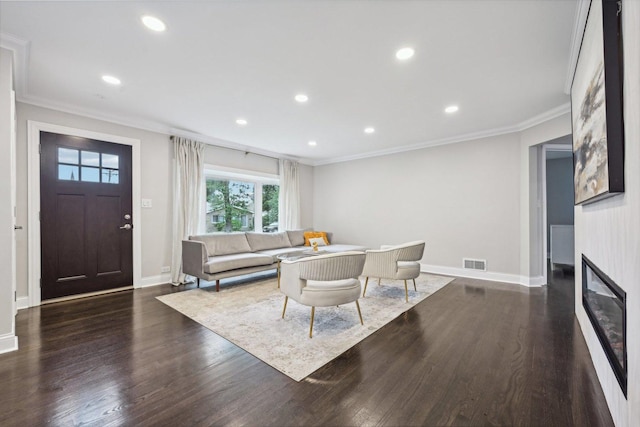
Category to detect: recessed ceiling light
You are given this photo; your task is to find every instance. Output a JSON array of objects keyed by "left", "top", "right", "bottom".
[
  {"left": 295, "top": 94, "right": 309, "bottom": 103},
  {"left": 445, "top": 105, "right": 459, "bottom": 113},
  {"left": 101, "top": 75, "right": 121, "bottom": 85},
  {"left": 364, "top": 127, "right": 375, "bottom": 134},
  {"left": 308, "top": 140, "right": 317, "bottom": 146},
  {"left": 236, "top": 118, "right": 248, "bottom": 126},
  {"left": 141, "top": 15, "right": 166, "bottom": 32},
  {"left": 395, "top": 47, "right": 415, "bottom": 60}
]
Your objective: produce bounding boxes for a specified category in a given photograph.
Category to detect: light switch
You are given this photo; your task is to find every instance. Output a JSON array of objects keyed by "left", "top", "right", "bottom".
[{"left": 141, "top": 198, "right": 153, "bottom": 208}]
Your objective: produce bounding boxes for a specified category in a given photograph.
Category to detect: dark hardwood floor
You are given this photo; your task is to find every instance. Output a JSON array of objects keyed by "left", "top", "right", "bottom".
[{"left": 1, "top": 268, "right": 613, "bottom": 426}]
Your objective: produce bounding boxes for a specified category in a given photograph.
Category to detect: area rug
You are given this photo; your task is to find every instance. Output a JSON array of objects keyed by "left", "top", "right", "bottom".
[{"left": 156, "top": 273, "right": 454, "bottom": 381}]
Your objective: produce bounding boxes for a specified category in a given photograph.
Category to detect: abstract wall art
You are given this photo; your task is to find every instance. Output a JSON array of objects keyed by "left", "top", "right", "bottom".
[{"left": 571, "top": 0, "right": 624, "bottom": 205}]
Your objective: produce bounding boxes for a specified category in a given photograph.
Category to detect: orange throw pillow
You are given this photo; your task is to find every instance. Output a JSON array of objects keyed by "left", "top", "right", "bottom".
[{"left": 303, "top": 231, "right": 329, "bottom": 246}]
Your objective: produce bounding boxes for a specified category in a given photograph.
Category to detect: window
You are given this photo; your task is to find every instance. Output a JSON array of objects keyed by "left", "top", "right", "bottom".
[
  {"left": 262, "top": 184, "right": 279, "bottom": 233},
  {"left": 57, "top": 147, "right": 119, "bottom": 184},
  {"left": 204, "top": 167, "right": 279, "bottom": 234}
]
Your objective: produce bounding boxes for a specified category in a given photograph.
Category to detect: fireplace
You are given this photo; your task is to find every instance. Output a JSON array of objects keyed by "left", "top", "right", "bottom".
[{"left": 582, "top": 255, "right": 627, "bottom": 397}]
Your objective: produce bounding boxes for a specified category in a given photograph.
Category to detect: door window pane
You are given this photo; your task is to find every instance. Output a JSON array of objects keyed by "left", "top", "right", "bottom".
[
  {"left": 58, "top": 164, "right": 79, "bottom": 181},
  {"left": 81, "top": 151, "right": 100, "bottom": 166},
  {"left": 102, "top": 169, "right": 119, "bottom": 184},
  {"left": 58, "top": 148, "right": 78, "bottom": 165},
  {"left": 81, "top": 167, "right": 100, "bottom": 182},
  {"left": 57, "top": 148, "right": 122, "bottom": 184},
  {"left": 102, "top": 154, "right": 119, "bottom": 169}
]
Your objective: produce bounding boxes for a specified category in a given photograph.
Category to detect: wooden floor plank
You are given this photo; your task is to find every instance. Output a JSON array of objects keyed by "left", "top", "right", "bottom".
[{"left": 0, "top": 269, "right": 614, "bottom": 426}]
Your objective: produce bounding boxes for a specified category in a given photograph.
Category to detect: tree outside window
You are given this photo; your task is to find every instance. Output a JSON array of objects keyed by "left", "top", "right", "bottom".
[
  {"left": 206, "top": 179, "right": 255, "bottom": 232},
  {"left": 203, "top": 169, "right": 279, "bottom": 234}
]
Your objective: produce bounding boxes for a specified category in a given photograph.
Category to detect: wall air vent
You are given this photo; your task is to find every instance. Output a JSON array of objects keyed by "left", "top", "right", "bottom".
[{"left": 463, "top": 258, "right": 487, "bottom": 271}]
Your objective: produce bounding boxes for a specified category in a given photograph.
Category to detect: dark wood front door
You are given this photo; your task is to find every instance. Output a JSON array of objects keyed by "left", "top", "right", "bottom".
[{"left": 40, "top": 131, "right": 133, "bottom": 300}]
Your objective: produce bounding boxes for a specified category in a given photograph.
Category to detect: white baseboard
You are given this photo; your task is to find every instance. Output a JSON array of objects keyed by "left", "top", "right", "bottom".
[
  {"left": 421, "top": 264, "right": 545, "bottom": 287},
  {"left": 139, "top": 273, "right": 172, "bottom": 288},
  {"left": 522, "top": 275, "right": 546, "bottom": 287},
  {"left": 17, "top": 297, "right": 30, "bottom": 310},
  {"left": 0, "top": 333, "right": 18, "bottom": 354}
]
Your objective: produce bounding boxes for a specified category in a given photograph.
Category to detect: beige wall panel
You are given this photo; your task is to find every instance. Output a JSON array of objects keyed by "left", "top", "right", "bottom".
[{"left": 314, "top": 133, "right": 521, "bottom": 275}]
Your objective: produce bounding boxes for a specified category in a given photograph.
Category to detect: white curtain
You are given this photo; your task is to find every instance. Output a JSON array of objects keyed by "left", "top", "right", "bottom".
[
  {"left": 171, "top": 137, "right": 205, "bottom": 284},
  {"left": 278, "top": 159, "right": 300, "bottom": 230}
]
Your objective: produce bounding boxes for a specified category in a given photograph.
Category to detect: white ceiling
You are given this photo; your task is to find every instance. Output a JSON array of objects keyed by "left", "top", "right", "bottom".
[{"left": 0, "top": 0, "right": 578, "bottom": 165}]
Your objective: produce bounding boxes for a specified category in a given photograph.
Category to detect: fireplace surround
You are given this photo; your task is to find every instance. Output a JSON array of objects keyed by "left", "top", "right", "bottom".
[{"left": 582, "top": 255, "right": 627, "bottom": 397}]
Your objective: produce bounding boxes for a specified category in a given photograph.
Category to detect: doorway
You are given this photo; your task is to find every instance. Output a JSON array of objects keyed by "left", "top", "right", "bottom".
[
  {"left": 40, "top": 132, "right": 133, "bottom": 300},
  {"left": 542, "top": 141, "right": 575, "bottom": 295}
]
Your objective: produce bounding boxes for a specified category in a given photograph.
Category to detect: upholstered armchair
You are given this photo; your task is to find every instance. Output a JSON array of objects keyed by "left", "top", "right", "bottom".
[
  {"left": 280, "top": 251, "right": 366, "bottom": 338},
  {"left": 361, "top": 241, "right": 425, "bottom": 302}
]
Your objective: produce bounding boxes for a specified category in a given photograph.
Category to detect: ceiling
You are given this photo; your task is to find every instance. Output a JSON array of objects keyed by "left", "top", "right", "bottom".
[{"left": 0, "top": 1, "right": 578, "bottom": 165}]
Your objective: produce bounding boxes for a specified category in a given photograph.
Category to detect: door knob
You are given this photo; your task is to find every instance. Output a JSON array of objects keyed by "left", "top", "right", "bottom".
[
  {"left": 14, "top": 225, "right": 23, "bottom": 230},
  {"left": 119, "top": 224, "right": 132, "bottom": 230}
]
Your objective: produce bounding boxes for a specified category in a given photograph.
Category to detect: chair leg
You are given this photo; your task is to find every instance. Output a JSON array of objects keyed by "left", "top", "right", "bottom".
[
  {"left": 413, "top": 278, "right": 417, "bottom": 291},
  {"left": 363, "top": 277, "right": 369, "bottom": 297},
  {"left": 216, "top": 279, "right": 220, "bottom": 292},
  {"left": 355, "top": 300, "right": 363, "bottom": 325},
  {"left": 197, "top": 278, "right": 200, "bottom": 288},
  {"left": 309, "top": 307, "right": 315, "bottom": 338},
  {"left": 282, "top": 296, "right": 288, "bottom": 319},
  {"left": 378, "top": 278, "right": 381, "bottom": 286},
  {"left": 404, "top": 280, "right": 408, "bottom": 303}
]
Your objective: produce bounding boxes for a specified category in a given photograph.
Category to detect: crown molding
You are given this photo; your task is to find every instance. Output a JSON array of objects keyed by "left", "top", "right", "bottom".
[
  {"left": 18, "top": 93, "right": 307, "bottom": 165},
  {"left": 312, "top": 125, "right": 516, "bottom": 167},
  {"left": 0, "top": 32, "right": 30, "bottom": 97},
  {"left": 312, "top": 103, "right": 571, "bottom": 166},
  {"left": 1, "top": 31, "right": 305, "bottom": 165},
  {"left": 564, "top": 0, "right": 591, "bottom": 94},
  {"left": 513, "top": 102, "right": 571, "bottom": 132},
  {"left": 19, "top": 90, "right": 570, "bottom": 169},
  {"left": 4, "top": 31, "right": 570, "bottom": 169}
]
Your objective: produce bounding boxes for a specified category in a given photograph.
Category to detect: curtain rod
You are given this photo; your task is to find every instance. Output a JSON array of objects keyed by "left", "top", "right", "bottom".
[{"left": 170, "top": 135, "right": 281, "bottom": 161}]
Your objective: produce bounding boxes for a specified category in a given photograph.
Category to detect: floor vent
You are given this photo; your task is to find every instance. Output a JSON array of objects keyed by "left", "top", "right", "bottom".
[{"left": 463, "top": 258, "right": 487, "bottom": 271}]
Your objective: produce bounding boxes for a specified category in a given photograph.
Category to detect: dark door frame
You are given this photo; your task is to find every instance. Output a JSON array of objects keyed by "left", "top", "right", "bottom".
[{"left": 27, "top": 121, "right": 142, "bottom": 306}]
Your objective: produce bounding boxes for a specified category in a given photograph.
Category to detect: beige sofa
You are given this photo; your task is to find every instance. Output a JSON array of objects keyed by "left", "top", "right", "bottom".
[{"left": 182, "top": 230, "right": 367, "bottom": 291}]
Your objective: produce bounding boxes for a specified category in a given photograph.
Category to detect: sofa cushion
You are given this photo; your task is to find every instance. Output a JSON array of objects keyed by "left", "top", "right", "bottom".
[
  {"left": 396, "top": 261, "right": 421, "bottom": 279},
  {"left": 303, "top": 231, "right": 330, "bottom": 246},
  {"left": 246, "top": 232, "right": 292, "bottom": 251},
  {"left": 190, "top": 233, "right": 252, "bottom": 256},
  {"left": 286, "top": 229, "right": 307, "bottom": 247},
  {"left": 308, "top": 237, "right": 327, "bottom": 247},
  {"left": 204, "top": 253, "right": 274, "bottom": 274}
]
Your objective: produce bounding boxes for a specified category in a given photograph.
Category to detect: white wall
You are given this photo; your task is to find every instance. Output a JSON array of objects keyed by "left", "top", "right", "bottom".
[
  {"left": 574, "top": 1, "right": 640, "bottom": 425},
  {"left": 0, "top": 48, "right": 18, "bottom": 353},
  {"left": 314, "top": 133, "right": 522, "bottom": 279},
  {"left": 14, "top": 103, "right": 314, "bottom": 302}
]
